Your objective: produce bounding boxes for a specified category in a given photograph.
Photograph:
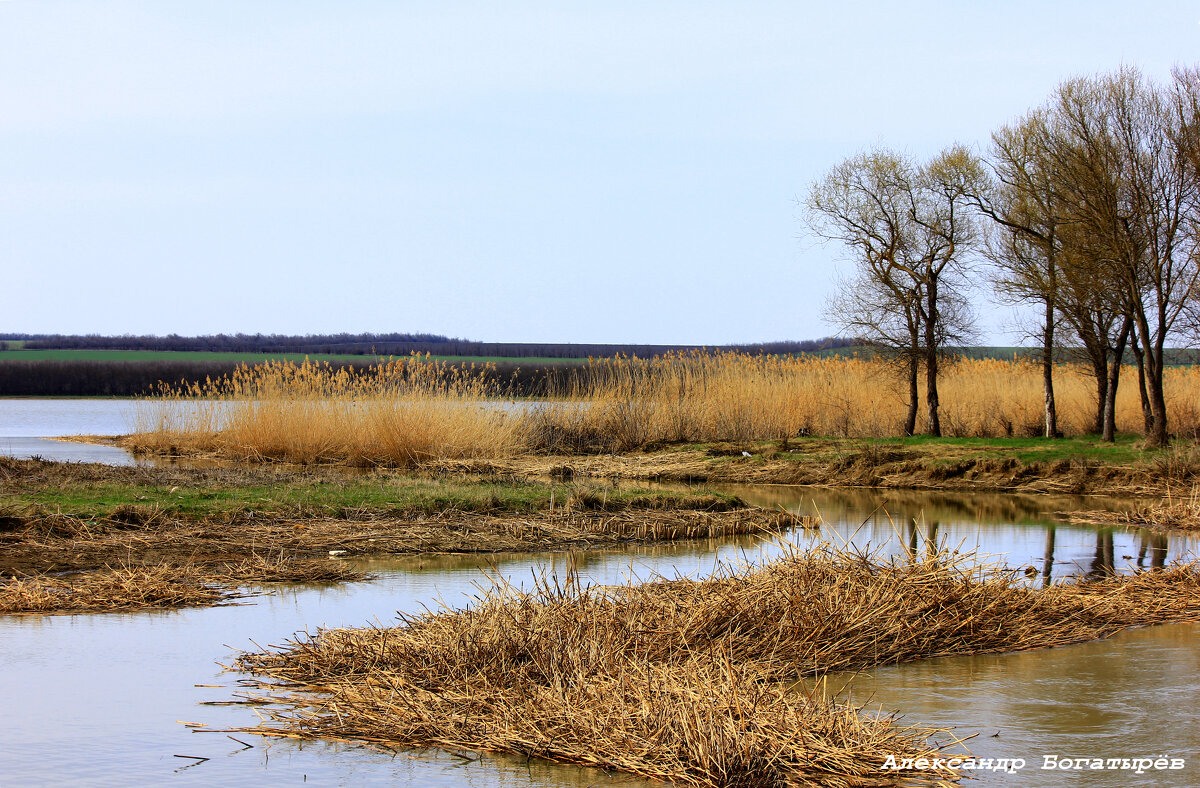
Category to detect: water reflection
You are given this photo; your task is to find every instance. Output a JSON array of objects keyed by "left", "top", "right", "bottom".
[
  {"left": 0, "top": 436, "right": 140, "bottom": 465},
  {"left": 704, "top": 484, "right": 1196, "bottom": 583},
  {"left": 815, "top": 622, "right": 1200, "bottom": 787}
]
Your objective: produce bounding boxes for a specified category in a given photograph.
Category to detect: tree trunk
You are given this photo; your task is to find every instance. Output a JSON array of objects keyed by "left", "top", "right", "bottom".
[
  {"left": 904, "top": 355, "right": 919, "bottom": 437},
  {"left": 1091, "top": 359, "right": 1107, "bottom": 435},
  {"left": 924, "top": 278, "right": 941, "bottom": 437},
  {"left": 1132, "top": 310, "right": 1170, "bottom": 448},
  {"left": 1041, "top": 298, "right": 1058, "bottom": 438},
  {"left": 1130, "top": 331, "right": 1153, "bottom": 434},
  {"left": 1102, "top": 318, "right": 1130, "bottom": 442},
  {"left": 1146, "top": 362, "right": 1170, "bottom": 447}
]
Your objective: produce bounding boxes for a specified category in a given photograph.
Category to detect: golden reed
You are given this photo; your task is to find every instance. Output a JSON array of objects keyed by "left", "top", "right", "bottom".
[{"left": 129, "top": 353, "right": 1200, "bottom": 465}]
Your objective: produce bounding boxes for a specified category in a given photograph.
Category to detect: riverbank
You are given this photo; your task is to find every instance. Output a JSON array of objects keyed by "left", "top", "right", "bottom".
[
  {"left": 108, "top": 433, "right": 1199, "bottom": 497},
  {"left": 0, "top": 458, "right": 799, "bottom": 614},
  {"left": 415, "top": 434, "right": 1198, "bottom": 499}
]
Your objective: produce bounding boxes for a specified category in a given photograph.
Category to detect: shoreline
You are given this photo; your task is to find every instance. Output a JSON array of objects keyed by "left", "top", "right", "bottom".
[
  {"left": 0, "top": 457, "right": 800, "bottom": 614},
  {"left": 104, "top": 433, "right": 1197, "bottom": 498}
]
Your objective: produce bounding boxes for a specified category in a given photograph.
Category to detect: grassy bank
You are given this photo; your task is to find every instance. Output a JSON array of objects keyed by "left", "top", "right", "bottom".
[
  {"left": 0, "top": 458, "right": 798, "bottom": 614},
  {"left": 428, "top": 434, "right": 1200, "bottom": 498},
  {"left": 236, "top": 543, "right": 1200, "bottom": 786},
  {"left": 0, "top": 456, "right": 751, "bottom": 531}
]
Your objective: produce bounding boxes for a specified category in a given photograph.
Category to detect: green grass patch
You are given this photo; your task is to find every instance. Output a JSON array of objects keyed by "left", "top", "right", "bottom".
[
  {"left": 873, "top": 434, "right": 1153, "bottom": 465},
  {"left": 0, "top": 466, "right": 741, "bottom": 523}
]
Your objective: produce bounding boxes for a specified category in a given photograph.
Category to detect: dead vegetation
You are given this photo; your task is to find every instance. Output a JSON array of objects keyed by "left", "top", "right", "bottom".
[
  {"left": 0, "top": 556, "right": 363, "bottom": 616},
  {"left": 0, "top": 457, "right": 802, "bottom": 613},
  {"left": 1065, "top": 484, "right": 1200, "bottom": 532},
  {"left": 234, "top": 543, "right": 1200, "bottom": 786},
  {"left": 0, "top": 504, "right": 802, "bottom": 579}
]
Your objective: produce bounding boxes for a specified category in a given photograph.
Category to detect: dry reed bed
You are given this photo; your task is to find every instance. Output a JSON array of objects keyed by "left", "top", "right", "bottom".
[
  {"left": 127, "top": 354, "right": 1200, "bottom": 467},
  {"left": 235, "top": 545, "right": 1200, "bottom": 786},
  {"left": 0, "top": 503, "right": 798, "bottom": 577},
  {"left": 127, "top": 357, "right": 519, "bottom": 465},
  {"left": 0, "top": 556, "right": 361, "bottom": 616}
]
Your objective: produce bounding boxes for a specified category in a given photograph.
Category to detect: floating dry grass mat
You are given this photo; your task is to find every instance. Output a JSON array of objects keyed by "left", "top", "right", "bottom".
[
  {"left": 1067, "top": 484, "right": 1200, "bottom": 532},
  {"left": 0, "top": 564, "right": 231, "bottom": 615},
  {"left": 0, "top": 558, "right": 365, "bottom": 616},
  {"left": 234, "top": 544, "right": 1200, "bottom": 786}
]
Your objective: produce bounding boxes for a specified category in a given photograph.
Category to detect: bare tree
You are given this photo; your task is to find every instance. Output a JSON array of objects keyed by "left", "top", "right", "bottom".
[
  {"left": 807, "top": 147, "right": 980, "bottom": 436},
  {"left": 974, "top": 110, "right": 1070, "bottom": 438},
  {"left": 808, "top": 151, "right": 925, "bottom": 435},
  {"left": 901, "top": 145, "right": 987, "bottom": 436},
  {"left": 1045, "top": 68, "right": 1200, "bottom": 446},
  {"left": 1053, "top": 221, "right": 1133, "bottom": 441}
]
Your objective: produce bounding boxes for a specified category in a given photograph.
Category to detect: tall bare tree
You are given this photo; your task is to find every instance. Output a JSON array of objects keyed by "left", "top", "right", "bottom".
[
  {"left": 974, "top": 110, "right": 1070, "bottom": 438},
  {"left": 807, "top": 147, "right": 979, "bottom": 436},
  {"left": 807, "top": 151, "right": 925, "bottom": 435},
  {"left": 1053, "top": 221, "right": 1133, "bottom": 441},
  {"left": 902, "top": 145, "right": 987, "bottom": 436}
]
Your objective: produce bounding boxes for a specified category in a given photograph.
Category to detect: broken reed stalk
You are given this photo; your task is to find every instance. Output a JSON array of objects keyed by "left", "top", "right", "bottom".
[{"left": 235, "top": 542, "right": 1200, "bottom": 786}]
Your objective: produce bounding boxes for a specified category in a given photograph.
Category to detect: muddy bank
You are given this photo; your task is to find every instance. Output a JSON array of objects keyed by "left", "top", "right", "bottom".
[
  {"left": 0, "top": 457, "right": 799, "bottom": 612},
  {"left": 427, "top": 441, "right": 1197, "bottom": 498},
  {"left": 0, "top": 504, "right": 799, "bottom": 578}
]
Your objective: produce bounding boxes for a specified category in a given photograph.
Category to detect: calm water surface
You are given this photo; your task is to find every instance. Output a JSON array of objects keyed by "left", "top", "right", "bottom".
[
  {"left": 2, "top": 399, "right": 1199, "bottom": 786},
  {"left": 0, "top": 399, "right": 142, "bottom": 464}
]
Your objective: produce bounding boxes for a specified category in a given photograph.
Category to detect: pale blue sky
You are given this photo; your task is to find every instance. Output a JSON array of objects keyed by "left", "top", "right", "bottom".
[{"left": 3, "top": 1, "right": 1197, "bottom": 343}]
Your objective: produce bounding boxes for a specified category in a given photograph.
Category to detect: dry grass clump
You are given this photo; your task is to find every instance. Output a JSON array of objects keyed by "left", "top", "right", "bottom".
[
  {"left": 235, "top": 544, "right": 1200, "bottom": 786},
  {"left": 128, "top": 357, "right": 522, "bottom": 466},
  {"left": 1070, "top": 484, "right": 1200, "bottom": 531}
]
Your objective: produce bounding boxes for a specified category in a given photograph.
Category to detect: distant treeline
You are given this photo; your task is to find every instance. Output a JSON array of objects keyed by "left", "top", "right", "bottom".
[
  {"left": 0, "top": 358, "right": 772, "bottom": 398},
  {"left": 0, "top": 360, "right": 252, "bottom": 397},
  {"left": 0, "top": 333, "right": 857, "bottom": 359},
  {"left": 4, "top": 346, "right": 1196, "bottom": 397},
  {"left": 0, "top": 359, "right": 592, "bottom": 398}
]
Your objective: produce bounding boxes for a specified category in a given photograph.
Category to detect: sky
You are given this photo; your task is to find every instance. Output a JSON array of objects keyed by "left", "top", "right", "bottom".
[{"left": 2, "top": 1, "right": 1198, "bottom": 344}]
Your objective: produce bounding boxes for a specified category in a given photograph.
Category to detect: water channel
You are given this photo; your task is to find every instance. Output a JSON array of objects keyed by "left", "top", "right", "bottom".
[{"left": 2, "top": 400, "right": 1198, "bottom": 786}]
